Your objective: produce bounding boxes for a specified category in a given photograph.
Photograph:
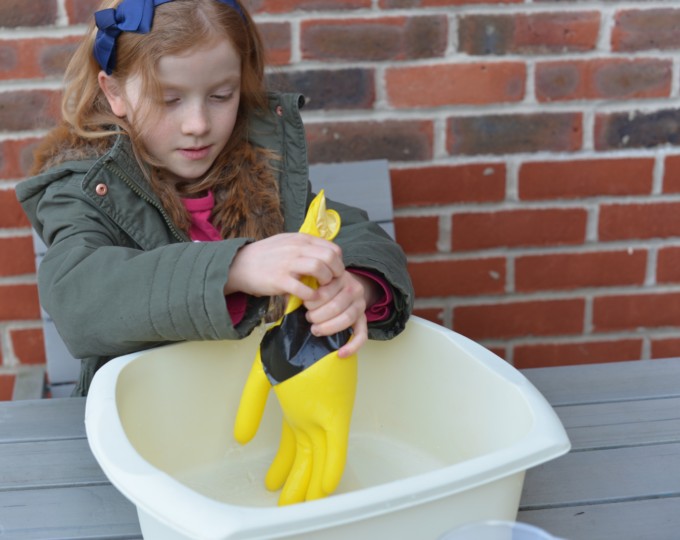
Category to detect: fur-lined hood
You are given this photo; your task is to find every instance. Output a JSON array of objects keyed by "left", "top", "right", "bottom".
[{"left": 30, "top": 122, "right": 118, "bottom": 176}]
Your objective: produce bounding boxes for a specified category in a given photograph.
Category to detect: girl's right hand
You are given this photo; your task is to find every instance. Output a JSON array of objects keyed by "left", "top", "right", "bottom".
[{"left": 225, "top": 233, "right": 345, "bottom": 302}]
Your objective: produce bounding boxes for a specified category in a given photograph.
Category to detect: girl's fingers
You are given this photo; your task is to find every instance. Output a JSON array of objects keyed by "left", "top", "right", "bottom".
[
  {"left": 305, "top": 273, "right": 365, "bottom": 325},
  {"left": 337, "top": 314, "right": 368, "bottom": 358},
  {"left": 309, "top": 299, "right": 365, "bottom": 340},
  {"left": 227, "top": 233, "right": 344, "bottom": 297}
]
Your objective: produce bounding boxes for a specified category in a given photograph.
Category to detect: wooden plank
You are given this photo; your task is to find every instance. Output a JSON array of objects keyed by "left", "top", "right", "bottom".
[
  {"left": 520, "top": 442, "right": 680, "bottom": 509},
  {"left": 0, "top": 398, "right": 86, "bottom": 443},
  {"left": 0, "top": 438, "right": 107, "bottom": 490},
  {"left": 522, "top": 358, "right": 680, "bottom": 406},
  {"left": 519, "top": 496, "right": 680, "bottom": 540},
  {"left": 554, "top": 396, "right": 680, "bottom": 451},
  {"left": 0, "top": 484, "right": 142, "bottom": 539}
]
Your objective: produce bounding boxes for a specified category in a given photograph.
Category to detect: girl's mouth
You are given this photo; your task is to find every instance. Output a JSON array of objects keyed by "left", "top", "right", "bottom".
[{"left": 179, "top": 146, "right": 212, "bottom": 160}]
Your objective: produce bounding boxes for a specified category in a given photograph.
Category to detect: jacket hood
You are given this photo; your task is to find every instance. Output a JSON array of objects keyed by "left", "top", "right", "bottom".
[{"left": 31, "top": 123, "right": 116, "bottom": 174}]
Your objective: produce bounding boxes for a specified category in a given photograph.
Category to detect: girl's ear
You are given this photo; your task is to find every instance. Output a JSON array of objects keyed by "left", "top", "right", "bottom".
[{"left": 98, "top": 71, "right": 127, "bottom": 117}]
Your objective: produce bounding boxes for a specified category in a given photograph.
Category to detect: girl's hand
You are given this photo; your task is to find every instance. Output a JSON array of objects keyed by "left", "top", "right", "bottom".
[
  {"left": 226, "top": 233, "right": 344, "bottom": 301},
  {"left": 304, "top": 271, "right": 380, "bottom": 358}
]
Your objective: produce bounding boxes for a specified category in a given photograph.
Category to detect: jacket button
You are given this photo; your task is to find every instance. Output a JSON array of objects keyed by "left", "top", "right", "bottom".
[{"left": 95, "top": 183, "right": 108, "bottom": 196}]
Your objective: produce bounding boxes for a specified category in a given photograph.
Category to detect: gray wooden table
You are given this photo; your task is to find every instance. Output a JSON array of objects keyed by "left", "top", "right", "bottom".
[{"left": 1, "top": 358, "right": 679, "bottom": 539}]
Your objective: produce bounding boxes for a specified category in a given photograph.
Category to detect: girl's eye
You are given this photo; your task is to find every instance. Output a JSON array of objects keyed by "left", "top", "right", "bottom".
[
  {"left": 212, "top": 93, "right": 233, "bottom": 101},
  {"left": 163, "top": 97, "right": 180, "bottom": 105}
]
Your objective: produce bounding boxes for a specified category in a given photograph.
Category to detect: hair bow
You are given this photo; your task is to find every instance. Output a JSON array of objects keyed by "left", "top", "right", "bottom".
[{"left": 94, "top": 0, "right": 245, "bottom": 75}]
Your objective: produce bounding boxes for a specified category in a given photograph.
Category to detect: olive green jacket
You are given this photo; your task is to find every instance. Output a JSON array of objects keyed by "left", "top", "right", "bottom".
[{"left": 16, "top": 93, "right": 414, "bottom": 396}]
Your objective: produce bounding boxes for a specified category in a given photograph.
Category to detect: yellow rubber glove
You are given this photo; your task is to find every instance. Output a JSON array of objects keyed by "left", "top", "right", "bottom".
[
  {"left": 267, "top": 346, "right": 357, "bottom": 504},
  {"left": 233, "top": 191, "right": 358, "bottom": 506}
]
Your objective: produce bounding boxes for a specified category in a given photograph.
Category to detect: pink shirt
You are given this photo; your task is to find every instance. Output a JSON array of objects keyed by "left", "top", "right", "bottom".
[{"left": 181, "top": 192, "right": 393, "bottom": 325}]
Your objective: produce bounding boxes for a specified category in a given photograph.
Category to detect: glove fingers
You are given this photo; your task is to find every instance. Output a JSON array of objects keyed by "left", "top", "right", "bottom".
[
  {"left": 321, "top": 421, "right": 350, "bottom": 495},
  {"left": 305, "top": 429, "right": 327, "bottom": 501},
  {"left": 278, "top": 437, "right": 312, "bottom": 506},
  {"left": 233, "top": 354, "right": 271, "bottom": 444},
  {"left": 265, "top": 420, "right": 296, "bottom": 491}
]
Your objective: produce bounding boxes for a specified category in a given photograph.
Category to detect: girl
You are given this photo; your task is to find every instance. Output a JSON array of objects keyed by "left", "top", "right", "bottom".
[{"left": 16, "top": 0, "right": 413, "bottom": 397}]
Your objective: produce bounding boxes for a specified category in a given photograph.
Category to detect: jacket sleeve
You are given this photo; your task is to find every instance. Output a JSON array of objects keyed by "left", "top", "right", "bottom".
[
  {"left": 323, "top": 195, "right": 414, "bottom": 340},
  {"left": 31, "top": 178, "right": 267, "bottom": 360}
]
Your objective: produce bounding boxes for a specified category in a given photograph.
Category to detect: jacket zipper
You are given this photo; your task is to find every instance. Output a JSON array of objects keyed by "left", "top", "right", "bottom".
[{"left": 108, "top": 162, "right": 187, "bottom": 243}]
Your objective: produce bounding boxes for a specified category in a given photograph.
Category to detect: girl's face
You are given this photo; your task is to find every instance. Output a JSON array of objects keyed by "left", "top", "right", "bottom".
[{"left": 101, "top": 37, "right": 241, "bottom": 185}]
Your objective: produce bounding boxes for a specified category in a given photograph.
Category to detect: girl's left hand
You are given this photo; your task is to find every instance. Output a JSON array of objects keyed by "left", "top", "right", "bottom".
[{"left": 303, "top": 271, "right": 379, "bottom": 358}]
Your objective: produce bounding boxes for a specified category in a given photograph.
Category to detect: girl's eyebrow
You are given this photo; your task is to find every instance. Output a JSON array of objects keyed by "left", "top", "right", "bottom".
[{"left": 159, "top": 74, "right": 241, "bottom": 92}]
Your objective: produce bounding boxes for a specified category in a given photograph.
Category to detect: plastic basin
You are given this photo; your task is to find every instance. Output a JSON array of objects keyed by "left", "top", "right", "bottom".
[{"left": 85, "top": 316, "right": 570, "bottom": 539}]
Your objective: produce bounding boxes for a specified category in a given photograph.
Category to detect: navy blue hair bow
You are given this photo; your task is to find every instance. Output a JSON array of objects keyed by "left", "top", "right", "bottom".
[{"left": 94, "top": 0, "right": 245, "bottom": 75}]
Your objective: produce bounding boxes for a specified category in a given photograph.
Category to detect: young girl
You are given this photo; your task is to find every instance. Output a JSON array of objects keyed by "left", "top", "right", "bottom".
[{"left": 16, "top": 0, "right": 413, "bottom": 397}]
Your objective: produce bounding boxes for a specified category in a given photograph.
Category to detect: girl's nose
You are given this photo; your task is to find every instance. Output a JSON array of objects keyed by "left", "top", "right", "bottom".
[{"left": 181, "top": 102, "right": 210, "bottom": 136}]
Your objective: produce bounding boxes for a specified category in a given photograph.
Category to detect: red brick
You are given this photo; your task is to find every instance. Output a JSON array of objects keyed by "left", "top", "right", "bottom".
[
  {"left": 386, "top": 62, "right": 525, "bottom": 108},
  {"left": 408, "top": 257, "right": 505, "bottom": 297},
  {"left": 306, "top": 120, "right": 433, "bottom": 163},
  {"left": 516, "top": 250, "right": 647, "bottom": 292},
  {"left": 452, "top": 208, "right": 587, "bottom": 251},
  {"left": 0, "top": 37, "right": 81, "bottom": 80},
  {"left": 0, "top": 0, "right": 58, "bottom": 27},
  {"left": 447, "top": 113, "right": 582, "bottom": 156},
  {"left": 412, "top": 307, "right": 446, "bottom": 326},
  {"left": 0, "top": 189, "right": 30, "bottom": 229},
  {"left": 0, "top": 237, "right": 35, "bottom": 277},
  {"left": 259, "top": 22, "right": 291, "bottom": 66},
  {"left": 382, "top": 0, "right": 520, "bottom": 6},
  {"left": 535, "top": 58, "right": 671, "bottom": 102},
  {"left": 0, "top": 90, "right": 61, "bottom": 132},
  {"left": 394, "top": 215, "right": 439, "bottom": 254},
  {"left": 612, "top": 8, "right": 680, "bottom": 52},
  {"left": 268, "top": 68, "right": 374, "bottom": 110},
  {"left": 391, "top": 164, "right": 506, "bottom": 208},
  {"left": 0, "top": 284, "right": 41, "bottom": 321},
  {"left": 595, "top": 108, "right": 680, "bottom": 151},
  {"left": 663, "top": 155, "right": 680, "bottom": 193},
  {"left": 301, "top": 16, "right": 447, "bottom": 61},
  {"left": 514, "top": 339, "right": 643, "bottom": 369},
  {"left": 599, "top": 202, "right": 680, "bottom": 241},
  {"left": 657, "top": 247, "right": 680, "bottom": 284},
  {"left": 519, "top": 158, "right": 654, "bottom": 200},
  {"left": 11, "top": 328, "right": 46, "bottom": 365},
  {"left": 454, "top": 298, "right": 585, "bottom": 340},
  {"left": 65, "top": 0, "right": 100, "bottom": 24},
  {"left": 251, "top": 0, "right": 369, "bottom": 13},
  {"left": 651, "top": 338, "right": 680, "bottom": 359},
  {"left": 0, "top": 374, "right": 15, "bottom": 401},
  {"left": 0, "top": 138, "right": 41, "bottom": 180},
  {"left": 593, "top": 292, "right": 680, "bottom": 332},
  {"left": 459, "top": 12, "right": 600, "bottom": 55}
]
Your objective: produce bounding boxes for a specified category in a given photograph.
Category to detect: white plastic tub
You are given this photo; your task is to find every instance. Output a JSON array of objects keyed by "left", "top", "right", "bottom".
[{"left": 85, "top": 316, "right": 570, "bottom": 540}]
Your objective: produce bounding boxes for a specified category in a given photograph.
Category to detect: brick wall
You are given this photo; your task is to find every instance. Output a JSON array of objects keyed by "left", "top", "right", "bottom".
[{"left": 2, "top": 0, "right": 680, "bottom": 380}]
